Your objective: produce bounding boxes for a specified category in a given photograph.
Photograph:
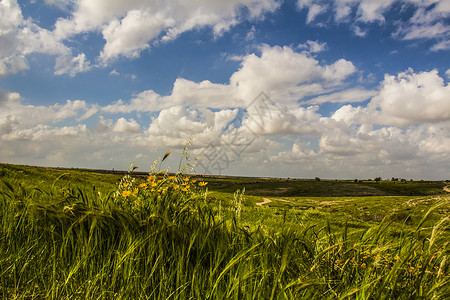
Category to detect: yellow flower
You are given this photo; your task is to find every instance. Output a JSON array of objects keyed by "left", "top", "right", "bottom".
[
  {"left": 122, "top": 190, "right": 131, "bottom": 197},
  {"left": 122, "top": 182, "right": 129, "bottom": 187},
  {"left": 173, "top": 184, "right": 180, "bottom": 190},
  {"left": 198, "top": 181, "right": 208, "bottom": 187},
  {"left": 139, "top": 183, "right": 148, "bottom": 188},
  {"left": 168, "top": 176, "right": 176, "bottom": 181},
  {"left": 191, "top": 179, "right": 197, "bottom": 184},
  {"left": 151, "top": 182, "right": 158, "bottom": 188},
  {"left": 147, "top": 175, "right": 156, "bottom": 182},
  {"left": 183, "top": 177, "right": 190, "bottom": 182},
  {"left": 133, "top": 188, "right": 138, "bottom": 195}
]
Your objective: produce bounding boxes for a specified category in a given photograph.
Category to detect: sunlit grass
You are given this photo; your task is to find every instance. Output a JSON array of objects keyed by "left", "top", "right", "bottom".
[{"left": 0, "top": 160, "right": 449, "bottom": 299}]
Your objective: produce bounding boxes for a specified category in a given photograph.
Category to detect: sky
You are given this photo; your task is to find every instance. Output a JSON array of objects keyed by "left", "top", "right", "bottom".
[{"left": 0, "top": 0, "right": 449, "bottom": 180}]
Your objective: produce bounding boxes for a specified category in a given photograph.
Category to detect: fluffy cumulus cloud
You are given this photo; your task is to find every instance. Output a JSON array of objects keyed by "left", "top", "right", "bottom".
[
  {"left": 367, "top": 69, "right": 450, "bottom": 126},
  {"left": 113, "top": 117, "right": 141, "bottom": 133},
  {"left": 0, "top": 0, "right": 70, "bottom": 76},
  {"left": 101, "top": 45, "right": 361, "bottom": 113},
  {"left": 230, "top": 45, "right": 357, "bottom": 104},
  {"left": 53, "top": 0, "right": 281, "bottom": 64},
  {"left": 297, "top": 0, "right": 450, "bottom": 50}
]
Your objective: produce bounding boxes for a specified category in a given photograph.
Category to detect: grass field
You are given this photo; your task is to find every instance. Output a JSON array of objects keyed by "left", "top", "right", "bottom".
[{"left": 1, "top": 162, "right": 449, "bottom": 299}]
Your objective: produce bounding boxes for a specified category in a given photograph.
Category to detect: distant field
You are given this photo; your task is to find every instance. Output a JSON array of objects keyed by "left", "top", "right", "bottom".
[
  {"left": 1, "top": 163, "right": 449, "bottom": 299},
  {"left": 204, "top": 176, "right": 447, "bottom": 197}
]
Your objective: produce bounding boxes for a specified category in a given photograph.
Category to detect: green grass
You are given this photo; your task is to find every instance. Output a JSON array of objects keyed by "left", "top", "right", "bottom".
[{"left": 0, "top": 163, "right": 449, "bottom": 299}]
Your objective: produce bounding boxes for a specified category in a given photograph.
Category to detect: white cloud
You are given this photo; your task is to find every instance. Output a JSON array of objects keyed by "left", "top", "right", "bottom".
[
  {"left": 356, "top": 0, "right": 396, "bottom": 23},
  {"left": 169, "top": 78, "right": 239, "bottom": 108},
  {"left": 0, "top": 89, "right": 97, "bottom": 130},
  {"left": 352, "top": 24, "right": 368, "bottom": 37},
  {"left": 230, "top": 45, "right": 357, "bottom": 104},
  {"left": 53, "top": 0, "right": 281, "bottom": 63},
  {"left": 113, "top": 117, "right": 141, "bottom": 133},
  {"left": 298, "top": 0, "right": 397, "bottom": 24},
  {"left": 96, "top": 116, "right": 113, "bottom": 132},
  {"left": 270, "top": 141, "right": 318, "bottom": 163},
  {"left": 331, "top": 104, "right": 365, "bottom": 124},
  {"left": 431, "top": 39, "right": 450, "bottom": 51},
  {"left": 148, "top": 106, "right": 207, "bottom": 138},
  {"left": 2, "top": 0, "right": 282, "bottom": 75},
  {"left": 243, "top": 105, "right": 321, "bottom": 135},
  {"left": 334, "top": 0, "right": 354, "bottom": 22},
  {"left": 397, "top": 3, "right": 450, "bottom": 49},
  {"left": 100, "top": 10, "right": 175, "bottom": 63},
  {"left": 0, "top": 0, "right": 91, "bottom": 76},
  {"left": 100, "top": 45, "right": 361, "bottom": 114},
  {"left": 124, "top": 106, "right": 241, "bottom": 150},
  {"left": 298, "top": 40, "right": 327, "bottom": 53},
  {"left": 402, "top": 22, "right": 450, "bottom": 40},
  {"left": 54, "top": 53, "right": 91, "bottom": 76},
  {"left": 307, "top": 4, "right": 328, "bottom": 23},
  {"left": 415, "top": 121, "right": 450, "bottom": 154},
  {"left": 297, "top": 0, "right": 450, "bottom": 49},
  {"left": 2, "top": 123, "right": 87, "bottom": 141},
  {"left": 102, "top": 90, "right": 162, "bottom": 113},
  {"left": 318, "top": 119, "right": 386, "bottom": 156},
  {"left": 367, "top": 69, "right": 450, "bottom": 126}
]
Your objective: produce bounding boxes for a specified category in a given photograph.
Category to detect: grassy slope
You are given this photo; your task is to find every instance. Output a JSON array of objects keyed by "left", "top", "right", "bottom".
[
  {"left": 205, "top": 177, "right": 447, "bottom": 197},
  {"left": 1, "top": 162, "right": 449, "bottom": 235},
  {"left": 0, "top": 163, "right": 121, "bottom": 193}
]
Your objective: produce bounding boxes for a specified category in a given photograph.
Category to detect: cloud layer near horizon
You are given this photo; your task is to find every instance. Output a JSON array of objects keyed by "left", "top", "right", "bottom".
[{"left": 1, "top": 44, "right": 449, "bottom": 179}]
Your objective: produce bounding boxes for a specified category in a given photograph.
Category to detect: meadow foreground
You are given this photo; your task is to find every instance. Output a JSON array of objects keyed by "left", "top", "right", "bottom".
[{"left": 0, "top": 163, "right": 449, "bottom": 299}]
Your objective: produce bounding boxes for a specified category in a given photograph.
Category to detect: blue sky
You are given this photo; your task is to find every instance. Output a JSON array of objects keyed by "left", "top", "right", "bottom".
[{"left": 1, "top": 0, "right": 449, "bottom": 180}]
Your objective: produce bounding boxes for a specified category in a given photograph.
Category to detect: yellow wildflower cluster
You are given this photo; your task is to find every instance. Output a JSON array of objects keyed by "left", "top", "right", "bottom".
[{"left": 115, "top": 171, "right": 209, "bottom": 213}]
